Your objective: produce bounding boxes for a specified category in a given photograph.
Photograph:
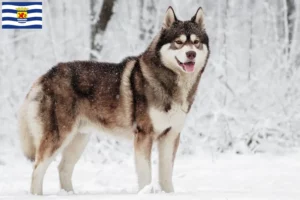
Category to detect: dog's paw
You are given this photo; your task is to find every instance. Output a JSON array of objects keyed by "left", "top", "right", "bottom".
[{"left": 138, "top": 182, "right": 163, "bottom": 194}]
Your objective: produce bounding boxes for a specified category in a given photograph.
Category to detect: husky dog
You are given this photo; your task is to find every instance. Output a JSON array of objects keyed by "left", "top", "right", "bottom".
[{"left": 18, "top": 6, "right": 209, "bottom": 195}]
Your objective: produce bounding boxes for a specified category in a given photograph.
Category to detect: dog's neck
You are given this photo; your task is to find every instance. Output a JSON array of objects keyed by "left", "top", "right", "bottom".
[
  {"left": 138, "top": 34, "right": 205, "bottom": 110},
  {"left": 139, "top": 53, "right": 200, "bottom": 111}
]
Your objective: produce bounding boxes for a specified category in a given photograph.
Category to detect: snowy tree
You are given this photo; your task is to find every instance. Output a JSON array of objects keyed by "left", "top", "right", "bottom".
[
  {"left": 90, "top": 0, "right": 116, "bottom": 60},
  {"left": 0, "top": 0, "right": 300, "bottom": 161}
]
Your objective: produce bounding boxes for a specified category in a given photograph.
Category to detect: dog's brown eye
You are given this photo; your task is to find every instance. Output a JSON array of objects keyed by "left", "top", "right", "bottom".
[
  {"left": 175, "top": 40, "right": 183, "bottom": 45},
  {"left": 194, "top": 40, "right": 200, "bottom": 45}
]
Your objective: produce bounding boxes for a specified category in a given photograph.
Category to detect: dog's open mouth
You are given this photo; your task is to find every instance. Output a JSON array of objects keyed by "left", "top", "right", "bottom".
[{"left": 175, "top": 57, "right": 195, "bottom": 72}]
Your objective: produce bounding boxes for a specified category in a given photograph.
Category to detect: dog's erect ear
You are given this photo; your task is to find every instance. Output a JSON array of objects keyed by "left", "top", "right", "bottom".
[
  {"left": 191, "top": 7, "right": 205, "bottom": 28},
  {"left": 163, "top": 6, "right": 177, "bottom": 29}
]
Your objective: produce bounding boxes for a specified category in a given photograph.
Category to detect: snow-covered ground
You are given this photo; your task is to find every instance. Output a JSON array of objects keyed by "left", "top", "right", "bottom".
[{"left": 1, "top": 151, "right": 300, "bottom": 199}]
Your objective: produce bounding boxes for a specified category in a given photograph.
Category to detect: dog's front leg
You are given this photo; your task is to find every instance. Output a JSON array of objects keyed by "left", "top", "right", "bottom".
[
  {"left": 158, "top": 132, "right": 180, "bottom": 193},
  {"left": 134, "top": 131, "right": 153, "bottom": 191}
]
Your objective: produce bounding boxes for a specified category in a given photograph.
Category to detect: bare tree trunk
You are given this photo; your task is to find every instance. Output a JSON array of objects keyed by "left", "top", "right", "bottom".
[
  {"left": 286, "top": 0, "right": 295, "bottom": 52},
  {"left": 293, "top": 1, "right": 300, "bottom": 66},
  {"left": 90, "top": 0, "right": 115, "bottom": 60}
]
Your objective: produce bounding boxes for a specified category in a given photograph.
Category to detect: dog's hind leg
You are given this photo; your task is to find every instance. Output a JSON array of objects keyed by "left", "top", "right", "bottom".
[
  {"left": 158, "top": 132, "right": 180, "bottom": 193},
  {"left": 30, "top": 152, "right": 55, "bottom": 195},
  {"left": 58, "top": 133, "right": 90, "bottom": 192},
  {"left": 30, "top": 130, "right": 77, "bottom": 195},
  {"left": 134, "top": 132, "right": 153, "bottom": 191}
]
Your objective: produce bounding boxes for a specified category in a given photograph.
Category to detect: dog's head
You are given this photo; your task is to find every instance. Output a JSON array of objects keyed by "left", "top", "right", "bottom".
[{"left": 157, "top": 7, "right": 209, "bottom": 74}]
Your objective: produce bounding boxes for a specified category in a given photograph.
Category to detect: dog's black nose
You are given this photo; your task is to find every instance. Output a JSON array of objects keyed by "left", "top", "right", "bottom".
[{"left": 186, "top": 51, "right": 196, "bottom": 59}]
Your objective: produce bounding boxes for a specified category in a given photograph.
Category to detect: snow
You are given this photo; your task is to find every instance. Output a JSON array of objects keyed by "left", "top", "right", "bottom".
[
  {"left": 1, "top": 0, "right": 300, "bottom": 199},
  {"left": 1, "top": 151, "right": 300, "bottom": 199}
]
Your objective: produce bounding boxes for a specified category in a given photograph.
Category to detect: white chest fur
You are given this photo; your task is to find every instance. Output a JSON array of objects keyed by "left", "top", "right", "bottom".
[{"left": 149, "top": 103, "right": 187, "bottom": 135}]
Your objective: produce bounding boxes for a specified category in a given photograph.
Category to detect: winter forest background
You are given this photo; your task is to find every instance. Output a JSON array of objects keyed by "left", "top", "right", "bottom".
[{"left": 1, "top": 0, "right": 300, "bottom": 164}]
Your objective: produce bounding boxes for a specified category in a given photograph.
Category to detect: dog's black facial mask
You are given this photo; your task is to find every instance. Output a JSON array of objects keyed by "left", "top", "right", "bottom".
[
  {"left": 156, "top": 7, "right": 210, "bottom": 74},
  {"left": 157, "top": 7, "right": 209, "bottom": 51}
]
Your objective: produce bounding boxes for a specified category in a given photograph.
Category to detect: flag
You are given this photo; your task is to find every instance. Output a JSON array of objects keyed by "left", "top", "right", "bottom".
[{"left": 2, "top": 2, "right": 42, "bottom": 29}]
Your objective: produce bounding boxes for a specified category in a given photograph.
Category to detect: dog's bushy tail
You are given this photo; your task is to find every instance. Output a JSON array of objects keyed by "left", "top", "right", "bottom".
[{"left": 18, "top": 101, "right": 36, "bottom": 162}]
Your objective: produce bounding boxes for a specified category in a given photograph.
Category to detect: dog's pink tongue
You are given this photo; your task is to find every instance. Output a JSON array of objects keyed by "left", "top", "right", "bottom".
[{"left": 183, "top": 62, "right": 195, "bottom": 72}]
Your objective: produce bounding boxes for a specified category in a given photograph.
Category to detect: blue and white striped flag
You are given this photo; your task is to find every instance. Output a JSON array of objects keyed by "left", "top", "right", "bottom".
[{"left": 2, "top": 2, "right": 42, "bottom": 29}]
